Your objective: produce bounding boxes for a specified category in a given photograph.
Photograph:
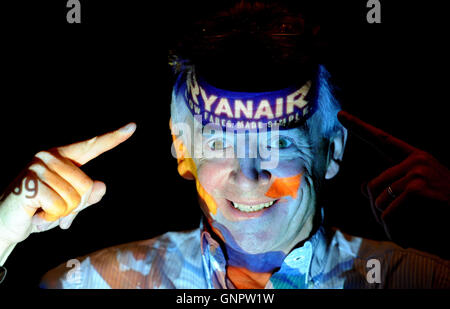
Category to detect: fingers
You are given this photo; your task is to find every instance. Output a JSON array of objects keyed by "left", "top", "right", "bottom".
[
  {"left": 30, "top": 124, "right": 116, "bottom": 224},
  {"left": 365, "top": 150, "right": 433, "bottom": 206},
  {"left": 1, "top": 124, "right": 129, "bottom": 241},
  {"left": 365, "top": 155, "right": 416, "bottom": 199},
  {"left": 369, "top": 174, "right": 427, "bottom": 237},
  {"left": 381, "top": 177, "right": 427, "bottom": 218},
  {"left": 57, "top": 122, "right": 136, "bottom": 166},
  {"left": 32, "top": 179, "right": 105, "bottom": 228},
  {"left": 29, "top": 163, "right": 81, "bottom": 216},
  {"left": 35, "top": 151, "right": 93, "bottom": 197},
  {"left": 337, "top": 111, "right": 417, "bottom": 161},
  {"left": 27, "top": 157, "right": 106, "bottom": 223},
  {"left": 373, "top": 176, "right": 410, "bottom": 211},
  {"left": 28, "top": 177, "right": 69, "bottom": 222}
]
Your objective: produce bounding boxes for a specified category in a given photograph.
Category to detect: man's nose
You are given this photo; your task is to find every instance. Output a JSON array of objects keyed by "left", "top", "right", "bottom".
[{"left": 230, "top": 158, "right": 271, "bottom": 190}]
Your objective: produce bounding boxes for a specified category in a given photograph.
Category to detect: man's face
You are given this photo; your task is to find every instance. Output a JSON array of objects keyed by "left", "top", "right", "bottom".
[{"left": 193, "top": 122, "right": 329, "bottom": 255}]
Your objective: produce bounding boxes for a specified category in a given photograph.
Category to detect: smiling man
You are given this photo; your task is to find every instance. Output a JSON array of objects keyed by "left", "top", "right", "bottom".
[
  {"left": 0, "top": 1, "right": 449, "bottom": 289},
  {"left": 167, "top": 59, "right": 346, "bottom": 288}
]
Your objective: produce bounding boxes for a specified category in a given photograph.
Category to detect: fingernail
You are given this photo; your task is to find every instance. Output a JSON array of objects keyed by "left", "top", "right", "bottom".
[{"left": 120, "top": 123, "right": 136, "bottom": 134}]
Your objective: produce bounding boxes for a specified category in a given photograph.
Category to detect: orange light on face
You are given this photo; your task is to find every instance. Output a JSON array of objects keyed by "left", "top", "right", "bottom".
[
  {"left": 170, "top": 119, "right": 218, "bottom": 215},
  {"left": 265, "top": 173, "right": 302, "bottom": 199},
  {"left": 196, "top": 177, "right": 218, "bottom": 215}
]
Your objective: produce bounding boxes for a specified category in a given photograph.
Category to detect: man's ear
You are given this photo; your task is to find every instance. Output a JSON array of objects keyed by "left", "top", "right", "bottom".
[{"left": 325, "top": 127, "right": 348, "bottom": 179}]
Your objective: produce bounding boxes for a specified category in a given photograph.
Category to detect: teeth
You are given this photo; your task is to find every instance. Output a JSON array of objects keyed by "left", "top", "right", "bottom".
[{"left": 232, "top": 201, "right": 275, "bottom": 212}]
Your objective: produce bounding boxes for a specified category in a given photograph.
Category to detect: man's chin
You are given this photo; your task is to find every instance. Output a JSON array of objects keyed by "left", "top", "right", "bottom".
[{"left": 233, "top": 238, "right": 280, "bottom": 254}]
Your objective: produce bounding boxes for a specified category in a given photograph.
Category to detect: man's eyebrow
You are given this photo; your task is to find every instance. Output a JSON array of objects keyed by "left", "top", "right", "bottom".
[{"left": 281, "top": 128, "right": 311, "bottom": 147}]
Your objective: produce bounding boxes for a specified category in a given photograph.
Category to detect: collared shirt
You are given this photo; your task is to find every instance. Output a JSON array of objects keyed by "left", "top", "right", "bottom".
[{"left": 40, "top": 221, "right": 450, "bottom": 289}]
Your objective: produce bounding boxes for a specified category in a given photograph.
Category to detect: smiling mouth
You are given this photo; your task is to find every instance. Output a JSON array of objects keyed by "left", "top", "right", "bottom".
[{"left": 230, "top": 200, "right": 277, "bottom": 213}]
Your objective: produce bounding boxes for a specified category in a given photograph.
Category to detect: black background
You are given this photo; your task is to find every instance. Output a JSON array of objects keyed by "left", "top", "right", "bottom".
[{"left": 0, "top": 0, "right": 448, "bottom": 290}]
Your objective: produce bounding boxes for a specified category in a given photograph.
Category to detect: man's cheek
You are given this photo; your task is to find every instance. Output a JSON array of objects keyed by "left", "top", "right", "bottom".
[
  {"left": 171, "top": 133, "right": 221, "bottom": 216},
  {"left": 197, "top": 162, "right": 234, "bottom": 216}
]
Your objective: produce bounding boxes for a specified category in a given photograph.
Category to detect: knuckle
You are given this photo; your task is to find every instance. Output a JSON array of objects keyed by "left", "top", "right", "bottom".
[
  {"left": 58, "top": 199, "right": 69, "bottom": 214},
  {"left": 70, "top": 192, "right": 82, "bottom": 209},
  {"left": 47, "top": 200, "right": 67, "bottom": 219},
  {"left": 78, "top": 177, "right": 94, "bottom": 194},
  {"left": 43, "top": 213, "right": 59, "bottom": 222},
  {"left": 412, "top": 151, "right": 431, "bottom": 164},
  {"left": 407, "top": 166, "right": 428, "bottom": 179},
  {"left": 60, "top": 186, "right": 82, "bottom": 214},
  {"left": 82, "top": 137, "right": 98, "bottom": 153},
  {"left": 34, "top": 150, "right": 53, "bottom": 162},
  {"left": 59, "top": 203, "right": 69, "bottom": 217},
  {"left": 406, "top": 178, "right": 426, "bottom": 194}
]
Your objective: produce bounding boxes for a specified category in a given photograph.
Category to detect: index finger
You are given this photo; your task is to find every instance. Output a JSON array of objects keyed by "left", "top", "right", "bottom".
[
  {"left": 56, "top": 122, "right": 136, "bottom": 166},
  {"left": 337, "top": 110, "right": 417, "bottom": 160}
]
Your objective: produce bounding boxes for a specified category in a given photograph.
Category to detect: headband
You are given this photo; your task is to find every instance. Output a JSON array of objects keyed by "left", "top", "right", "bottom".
[{"left": 179, "top": 71, "right": 317, "bottom": 131}]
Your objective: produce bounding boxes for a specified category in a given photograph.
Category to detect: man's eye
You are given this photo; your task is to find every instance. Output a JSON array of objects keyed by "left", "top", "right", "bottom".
[
  {"left": 207, "top": 139, "right": 227, "bottom": 150},
  {"left": 270, "top": 137, "right": 292, "bottom": 149}
]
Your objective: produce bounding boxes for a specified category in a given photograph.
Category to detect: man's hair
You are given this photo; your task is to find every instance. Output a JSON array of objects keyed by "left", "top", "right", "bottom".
[{"left": 169, "top": 1, "right": 343, "bottom": 141}]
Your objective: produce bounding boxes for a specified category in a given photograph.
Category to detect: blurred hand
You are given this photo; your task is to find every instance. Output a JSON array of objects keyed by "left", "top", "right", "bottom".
[{"left": 338, "top": 111, "right": 450, "bottom": 256}]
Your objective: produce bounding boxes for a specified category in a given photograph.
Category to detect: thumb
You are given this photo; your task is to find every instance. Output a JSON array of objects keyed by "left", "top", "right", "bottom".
[{"left": 87, "top": 180, "right": 107, "bottom": 206}]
